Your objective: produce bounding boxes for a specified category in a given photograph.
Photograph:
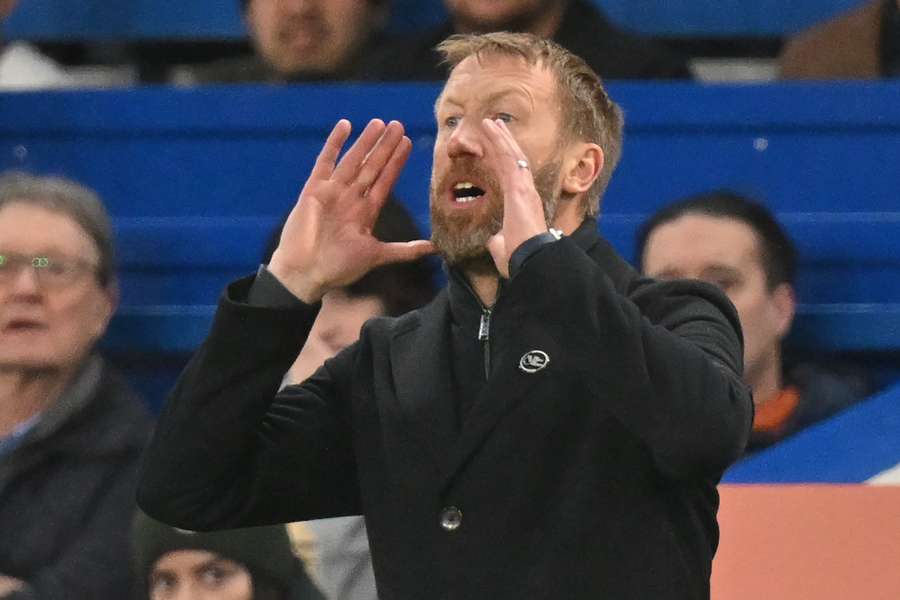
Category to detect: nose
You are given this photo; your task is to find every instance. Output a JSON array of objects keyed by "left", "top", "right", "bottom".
[
  {"left": 170, "top": 581, "right": 197, "bottom": 600},
  {"left": 446, "top": 118, "right": 485, "bottom": 160},
  {"left": 7, "top": 265, "right": 42, "bottom": 298}
]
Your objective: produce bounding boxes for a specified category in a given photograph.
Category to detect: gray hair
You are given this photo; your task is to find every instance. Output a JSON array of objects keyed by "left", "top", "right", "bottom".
[{"left": 0, "top": 171, "right": 116, "bottom": 286}]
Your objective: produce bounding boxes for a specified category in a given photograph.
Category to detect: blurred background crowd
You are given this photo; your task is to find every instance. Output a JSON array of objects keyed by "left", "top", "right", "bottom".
[{"left": 1, "top": 0, "right": 899, "bottom": 599}]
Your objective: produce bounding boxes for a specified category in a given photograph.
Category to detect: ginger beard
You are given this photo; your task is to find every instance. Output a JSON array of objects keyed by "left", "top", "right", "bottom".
[{"left": 429, "top": 157, "right": 563, "bottom": 273}]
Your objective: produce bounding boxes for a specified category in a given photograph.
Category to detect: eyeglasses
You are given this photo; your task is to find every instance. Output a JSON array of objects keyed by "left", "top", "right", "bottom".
[{"left": 0, "top": 252, "right": 99, "bottom": 289}]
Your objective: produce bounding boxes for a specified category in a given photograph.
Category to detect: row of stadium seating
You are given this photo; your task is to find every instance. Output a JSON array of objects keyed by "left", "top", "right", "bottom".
[
  {"left": 3, "top": 0, "right": 868, "bottom": 39},
  {"left": 1, "top": 81, "right": 897, "bottom": 405}
]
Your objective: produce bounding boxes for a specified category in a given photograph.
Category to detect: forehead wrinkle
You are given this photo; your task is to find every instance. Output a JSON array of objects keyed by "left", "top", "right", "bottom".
[{"left": 437, "top": 55, "right": 553, "bottom": 114}]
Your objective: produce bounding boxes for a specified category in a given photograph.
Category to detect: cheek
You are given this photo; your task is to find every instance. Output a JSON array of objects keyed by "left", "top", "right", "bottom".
[
  {"left": 48, "top": 293, "right": 110, "bottom": 342},
  {"left": 226, "top": 573, "right": 254, "bottom": 599},
  {"left": 250, "top": 10, "right": 280, "bottom": 48},
  {"left": 330, "top": 8, "right": 367, "bottom": 43},
  {"left": 730, "top": 294, "right": 777, "bottom": 352}
]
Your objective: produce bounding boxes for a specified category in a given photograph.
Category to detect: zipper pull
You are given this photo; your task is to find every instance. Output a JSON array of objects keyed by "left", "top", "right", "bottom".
[{"left": 478, "top": 309, "right": 492, "bottom": 341}]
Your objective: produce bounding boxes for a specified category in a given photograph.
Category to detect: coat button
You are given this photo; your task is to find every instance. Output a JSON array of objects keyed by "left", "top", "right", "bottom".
[{"left": 440, "top": 506, "right": 462, "bottom": 531}]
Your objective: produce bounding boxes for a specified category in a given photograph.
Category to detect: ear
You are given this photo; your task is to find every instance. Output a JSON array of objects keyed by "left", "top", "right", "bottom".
[
  {"left": 771, "top": 282, "right": 796, "bottom": 339},
  {"left": 561, "top": 142, "right": 604, "bottom": 196}
]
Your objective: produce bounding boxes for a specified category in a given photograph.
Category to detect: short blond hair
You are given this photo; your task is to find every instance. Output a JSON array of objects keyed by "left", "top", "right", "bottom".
[{"left": 437, "top": 31, "right": 624, "bottom": 217}]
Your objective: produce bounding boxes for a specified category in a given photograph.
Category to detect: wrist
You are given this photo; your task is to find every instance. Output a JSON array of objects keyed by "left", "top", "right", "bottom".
[
  {"left": 266, "top": 258, "right": 328, "bottom": 304},
  {"left": 508, "top": 229, "right": 563, "bottom": 278}
]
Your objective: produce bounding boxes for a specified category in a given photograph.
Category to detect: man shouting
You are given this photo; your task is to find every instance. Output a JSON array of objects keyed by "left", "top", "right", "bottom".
[{"left": 138, "top": 32, "right": 752, "bottom": 599}]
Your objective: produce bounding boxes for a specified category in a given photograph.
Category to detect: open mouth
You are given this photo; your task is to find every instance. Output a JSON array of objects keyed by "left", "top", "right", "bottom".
[{"left": 452, "top": 181, "right": 486, "bottom": 204}]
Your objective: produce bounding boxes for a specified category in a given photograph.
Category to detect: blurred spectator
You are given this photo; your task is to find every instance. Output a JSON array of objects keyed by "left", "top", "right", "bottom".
[
  {"left": 636, "top": 191, "right": 870, "bottom": 452},
  {"left": 0, "top": 172, "right": 150, "bottom": 598},
  {"left": 132, "top": 511, "right": 324, "bottom": 600},
  {"left": 181, "top": 0, "right": 390, "bottom": 83},
  {"left": 359, "top": 0, "right": 690, "bottom": 80},
  {"left": 0, "top": 0, "right": 74, "bottom": 89},
  {"left": 261, "top": 199, "right": 436, "bottom": 600},
  {"left": 780, "top": 0, "right": 900, "bottom": 79}
]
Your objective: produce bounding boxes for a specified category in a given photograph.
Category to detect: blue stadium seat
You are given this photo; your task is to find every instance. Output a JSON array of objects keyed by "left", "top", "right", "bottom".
[{"left": 1, "top": 82, "right": 898, "bottom": 407}]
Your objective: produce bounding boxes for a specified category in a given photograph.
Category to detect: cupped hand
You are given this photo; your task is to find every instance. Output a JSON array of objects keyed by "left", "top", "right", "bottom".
[
  {"left": 268, "top": 119, "right": 435, "bottom": 302},
  {"left": 479, "top": 118, "right": 549, "bottom": 278}
]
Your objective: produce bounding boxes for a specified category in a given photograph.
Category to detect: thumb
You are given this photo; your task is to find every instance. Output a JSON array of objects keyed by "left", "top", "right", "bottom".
[
  {"left": 487, "top": 232, "right": 509, "bottom": 279},
  {"left": 376, "top": 240, "right": 437, "bottom": 266}
]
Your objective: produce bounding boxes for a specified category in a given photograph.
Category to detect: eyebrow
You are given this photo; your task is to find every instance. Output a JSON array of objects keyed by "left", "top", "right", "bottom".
[
  {"left": 702, "top": 265, "right": 741, "bottom": 277},
  {"left": 1, "top": 247, "right": 94, "bottom": 261},
  {"left": 436, "top": 88, "right": 533, "bottom": 114},
  {"left": 650, "top": 264, "right": 742, "bottom": 280}
]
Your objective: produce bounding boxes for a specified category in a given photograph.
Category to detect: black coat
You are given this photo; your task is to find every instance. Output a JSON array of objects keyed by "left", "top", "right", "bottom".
[
  {"left": 0, "top": 358, "right": 151, "bottom": 600},
  {"left": 358, "top": 0, "right": 691, "bottom": 81},
  {"left": 138, "top": 228, "right": 752, "bottom": 599}
]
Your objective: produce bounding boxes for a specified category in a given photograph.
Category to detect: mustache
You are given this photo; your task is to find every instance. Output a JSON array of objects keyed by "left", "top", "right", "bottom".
[
  {"left": 277, "top": 14, "right": 327, "bottom": 41},
  {"left": 432, "top": 158, "right": 501, "bottom": 198}
]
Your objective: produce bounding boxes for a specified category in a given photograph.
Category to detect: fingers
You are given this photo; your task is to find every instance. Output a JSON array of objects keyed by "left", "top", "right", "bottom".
[
  {"left": 376, "top": 240, "right": 436, "bottom": 266},
  {"left": 332, "top": 119, "right": 388, "bottom": 183},
  {"left": 355, "top": 121, "right": 406, "bottom": 190},
  {"left": 310, "top": 119, "right": 353, "bottom": 180},
  {"left": 366, "top": 135, "right": 412, "bottom": 208},
  {"left": 482, "top": 118, "right": 529, "bottom": 173}
]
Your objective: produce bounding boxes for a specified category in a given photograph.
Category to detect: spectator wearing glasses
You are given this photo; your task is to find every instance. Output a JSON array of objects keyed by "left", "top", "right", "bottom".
[{"left": 0, "top": 172, "right": 150, "bottom": 599}]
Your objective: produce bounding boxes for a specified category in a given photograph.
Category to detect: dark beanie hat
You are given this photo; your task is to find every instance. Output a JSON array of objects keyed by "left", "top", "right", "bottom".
[{"left": 132, "top": 512, "right": 323, "bottom": 600}]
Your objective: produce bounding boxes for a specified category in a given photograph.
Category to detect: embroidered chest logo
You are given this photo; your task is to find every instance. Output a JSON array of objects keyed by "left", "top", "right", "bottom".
[{"left": 519, "top": 350, "right": 550, "bottom": 373}]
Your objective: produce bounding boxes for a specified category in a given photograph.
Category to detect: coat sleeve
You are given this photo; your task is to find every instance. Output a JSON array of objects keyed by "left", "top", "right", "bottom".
[
  {"left": 137, "top": 277, "right": 361, "bottom": 531},
  {"left": 509, "top": 237, "right": 753, "bottom": 479}
]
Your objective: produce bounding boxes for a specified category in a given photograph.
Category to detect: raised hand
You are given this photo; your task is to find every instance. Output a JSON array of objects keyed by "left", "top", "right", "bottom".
[
  {"left": 479, "top": 118, "right": 550, "bottom": 278},
  {"left": 268, "top": 119, "right": 434, "bottom": 302}
]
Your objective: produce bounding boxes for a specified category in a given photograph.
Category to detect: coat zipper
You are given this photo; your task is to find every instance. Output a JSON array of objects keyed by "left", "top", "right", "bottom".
[{"left": 478, "top": 308, "right": 492, "bottom": 379}]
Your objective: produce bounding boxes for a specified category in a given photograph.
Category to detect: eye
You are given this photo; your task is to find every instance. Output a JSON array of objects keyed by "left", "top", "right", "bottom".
[
  {"left": 199, "top": 563, "right": 239, "bottom": 588},
  {"left": 443, "top": 115, "right": 460, "bottom": 128},
  {"left": 45, "top": 260, "right": 69, "bottom": 276},
  {"left": 494, "top": 112, "right": 514, "bottom": 123},
  {"left": 149, "top": 573, "right": 177, "bottom": 598}
]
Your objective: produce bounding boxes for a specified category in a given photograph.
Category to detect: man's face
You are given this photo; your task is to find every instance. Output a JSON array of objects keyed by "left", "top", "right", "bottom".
[
  {"left": 445, "top": 0, "right": 561, "bottom": 32},
  {"left": 0, "top": 203, "right": 114, "bottom": 371},
  {"left": 245, "top": 0, "right": 376, "bottom": 76},
  {"left": 430, "top": 53, "right": 566, "bottom": 267},
  {"left": 149, "top": 550, "right": 253, "bottom": 600},
  {"left": 642, "top": 214, "right": 794, "bottom": 386},
  {"left": 289, "top": 290, "right": 384, "bottom": 383}
]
